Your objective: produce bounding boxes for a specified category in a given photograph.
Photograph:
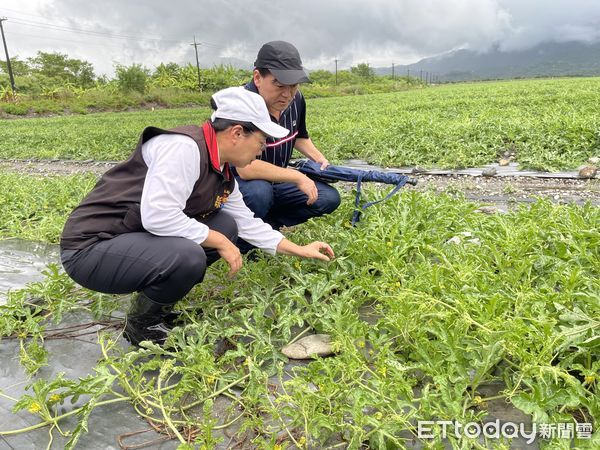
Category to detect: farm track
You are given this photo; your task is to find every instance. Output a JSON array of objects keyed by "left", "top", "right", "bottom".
[{"left": 1, "top": 158, "right": 599, "bottom": 206}]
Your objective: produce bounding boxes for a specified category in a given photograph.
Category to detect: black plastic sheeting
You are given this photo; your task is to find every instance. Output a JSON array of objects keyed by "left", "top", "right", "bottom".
[
  {"left": 0, "top": 239, "right": 59, "bottom": 305},
  {"left": 0, "top": 239, "right": 539, "bottom": 449},
  {"left": 0, "top": 240, "right": 178, "bottom": 449},
  {"left": 0, "top": 315, "right": 180, "bottom": 450}
]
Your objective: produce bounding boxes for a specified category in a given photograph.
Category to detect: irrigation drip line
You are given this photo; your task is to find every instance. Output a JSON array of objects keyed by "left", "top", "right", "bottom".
[
  {"left": 340, "top": 161, "right": 597, "bottom": 180},
  {"left": 117, "top": 427, "right": 172, "bottom": 450},
  {"left": 1, "top": 158, "right": 597, "bottom": 180},
  {"left": 3, "top": 320, "right": 123, "bottom": 340},
  {"left": 43, "top": 320, "right": 123, "bottom": 339}
]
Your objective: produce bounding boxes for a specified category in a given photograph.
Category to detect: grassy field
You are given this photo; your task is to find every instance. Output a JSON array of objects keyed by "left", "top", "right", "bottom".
[
  {"left": 0, "top": 77, "right": 599, "bottom": 448},
  {"left": 0, "top": 108, "right": 210, "bottom": 161},
  {"left": 1, "top": 77, "right": 599, "bottom": 170},
  {"left": 308, "top": 77, "right": 600, "bottom": 170},
  {"left": 0, "top": 172, "right": 97, "bottom": 242}
]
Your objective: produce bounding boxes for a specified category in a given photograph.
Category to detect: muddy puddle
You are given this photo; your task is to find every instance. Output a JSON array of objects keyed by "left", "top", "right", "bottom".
[{"left": 0, "top": 242, "right": 551, "bottom": 449}]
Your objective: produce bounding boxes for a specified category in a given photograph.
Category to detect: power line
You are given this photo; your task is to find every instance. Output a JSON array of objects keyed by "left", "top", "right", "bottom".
[
  {"left": 1, "top": 8, "right": 227, "bottom": 55},
  {"left": 8, "top": 17, "right": 182, "bottom": 43},
  {"left": 7, "top": 30, "right": 145, "bottom": 50},
  {"left": 0, "top": 8, "right": 183, "bottom": 42},
  {"left": 9, "top": 31, "right": 222, "bottom": 56},
  {"left": 5, "top": 15, "right": 224, "bottom": 50},
  {"left": 197, "top": 41, "right": 223, "bottom": 49}
]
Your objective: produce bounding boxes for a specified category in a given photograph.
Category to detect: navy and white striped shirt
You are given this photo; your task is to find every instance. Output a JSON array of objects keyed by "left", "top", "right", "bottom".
[{"left": 244, "top": 80, "right": 309, "bottom": 168}]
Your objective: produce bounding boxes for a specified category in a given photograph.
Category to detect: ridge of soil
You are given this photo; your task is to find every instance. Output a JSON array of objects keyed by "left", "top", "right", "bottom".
[{"left": 1, "top": 158, "right": 598, "bottom": 206}]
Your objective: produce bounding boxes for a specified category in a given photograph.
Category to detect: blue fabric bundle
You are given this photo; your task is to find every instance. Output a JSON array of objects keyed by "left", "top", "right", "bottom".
[{"left": 291, "top": 160, "right": 417, "bottom": 225}]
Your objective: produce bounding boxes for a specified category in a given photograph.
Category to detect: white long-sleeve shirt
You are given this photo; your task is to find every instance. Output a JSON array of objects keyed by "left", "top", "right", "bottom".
[{"left": 140, "top": 133, "right": 284, "bottom": 255}]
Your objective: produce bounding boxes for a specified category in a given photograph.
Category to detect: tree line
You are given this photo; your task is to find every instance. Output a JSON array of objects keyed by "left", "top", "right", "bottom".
[{"left": 0, "top": 52, "right": 422, "bottom": 115}]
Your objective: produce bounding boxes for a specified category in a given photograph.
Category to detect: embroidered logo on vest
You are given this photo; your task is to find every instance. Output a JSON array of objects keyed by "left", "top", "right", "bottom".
[{"left": 214, "top": 189, "right": 231, "bottom": 209}]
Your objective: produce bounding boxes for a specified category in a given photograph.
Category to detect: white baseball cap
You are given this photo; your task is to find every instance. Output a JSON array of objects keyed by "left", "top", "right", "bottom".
[{"left": 210, "top": 87, "right": 289, "bottom": 139}]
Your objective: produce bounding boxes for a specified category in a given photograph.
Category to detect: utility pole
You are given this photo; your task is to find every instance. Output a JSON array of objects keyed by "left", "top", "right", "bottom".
[
  {"left": 190, "top": 35, "right": 202, "bottom": 92},
  {"left": 391, "top": 62, "right": 395, "bottom": 80},
  {"left": 407, "top": 68, "right": 410, "bottom": 83},
  {"left": 420, "top": 69, "right": 423, "bottom": 82},
  {"left": 334, "top": 58, "right": 339, "bottom": 86},
  {"left": 0, "top": 18, "right": 16, "bottom": 95}
]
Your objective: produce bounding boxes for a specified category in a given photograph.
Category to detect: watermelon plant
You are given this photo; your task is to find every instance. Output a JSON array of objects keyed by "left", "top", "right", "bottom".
[
  {"left": 0, "top": 187, "right": 597, "bottom": 449},
  {"left": 1, "top": 77, "right": 599, "bottom": 170}
]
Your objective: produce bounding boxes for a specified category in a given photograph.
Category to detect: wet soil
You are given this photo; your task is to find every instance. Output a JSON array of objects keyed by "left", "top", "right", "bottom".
[{"left": 1, "top": 158, "right": 599, "bottom": 207}]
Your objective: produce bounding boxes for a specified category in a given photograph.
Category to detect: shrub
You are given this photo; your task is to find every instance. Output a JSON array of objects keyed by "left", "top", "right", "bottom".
[
  {"left": 115, "top": 64, "right": 149, "bottom": 94},
  {"left": 1, "top": 103, "right": 29, "bottom": 115}
]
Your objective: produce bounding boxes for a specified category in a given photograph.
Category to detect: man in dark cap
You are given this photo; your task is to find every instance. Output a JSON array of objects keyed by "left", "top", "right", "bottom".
[{"left": 236, "top": 41, "right": 340, "bottom": 253}]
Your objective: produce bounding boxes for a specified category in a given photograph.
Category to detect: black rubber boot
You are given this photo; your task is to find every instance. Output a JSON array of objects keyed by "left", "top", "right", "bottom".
[
  {"left": 123, "top": 292, "right": 174, "bottom": 346},
  {"left": 160, "top": 308, "right": 184, "bottom": 328}
]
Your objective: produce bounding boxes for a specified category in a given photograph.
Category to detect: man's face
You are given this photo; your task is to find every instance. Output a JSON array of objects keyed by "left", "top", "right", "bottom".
[
  {"left": 253, "top": 70, "right": 298, "bottom": 115},
  {"left": 235, "top": 128, "right": 267, "bottom": 168}
]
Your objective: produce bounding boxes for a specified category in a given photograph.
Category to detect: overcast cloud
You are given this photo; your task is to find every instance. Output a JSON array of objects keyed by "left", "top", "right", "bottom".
[{"left": 1, "top": 0, "right": 600, "bottom": 76}]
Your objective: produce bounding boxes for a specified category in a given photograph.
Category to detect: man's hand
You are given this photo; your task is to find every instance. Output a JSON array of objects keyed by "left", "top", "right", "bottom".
[
  {"left": 315, "top": 157, "right": 330, "bottom": 170},
  {"left": 294, "top": 137, "right": 329, "bottom": 170},
  {"left": 203, "top": 230, "right": 242, "bottom": 277},
  {"left": 300, "top": 241, "right": 335, "bottom": 261},
  {"left": 295, "top": 173, "right": 319, "bottom": 205},
  {"left": 216, "top": 240, "right": 242, "bottom": 277},
  {"left": 276, "top": 238, "right": 334, "bottom": 261}
]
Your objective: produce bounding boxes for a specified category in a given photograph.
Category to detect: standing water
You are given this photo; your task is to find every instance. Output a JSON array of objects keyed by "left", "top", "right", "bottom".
[{"left": 0, "top": 239, "right": 59, "bottom": 305}]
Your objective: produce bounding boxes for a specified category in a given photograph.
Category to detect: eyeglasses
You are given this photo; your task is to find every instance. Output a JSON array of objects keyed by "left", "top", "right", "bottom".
[
  {"left": 251, "top": 132, "right": 267, "bottom": 152},
  {"left": 241, "top": 127, "right": 267, "bottom": 151}
]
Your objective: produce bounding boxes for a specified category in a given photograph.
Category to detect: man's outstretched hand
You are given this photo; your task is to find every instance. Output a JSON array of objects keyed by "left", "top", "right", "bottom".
[
  {"left": 276, "top": 238, "right": 334, "bottom": 261},
  {"left": 300, "top": 241, "right": 335, "bottom": 261}
]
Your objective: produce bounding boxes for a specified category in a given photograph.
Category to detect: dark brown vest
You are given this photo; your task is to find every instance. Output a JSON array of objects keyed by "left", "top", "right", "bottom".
[{"left": 60, "top": 125, "right": 235, "bottom": 250}]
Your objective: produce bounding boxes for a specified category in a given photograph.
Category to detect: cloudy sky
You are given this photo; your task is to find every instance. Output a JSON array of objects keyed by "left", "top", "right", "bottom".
[{"left": 1, "top": 0, "right": 600, "bottom": 76}]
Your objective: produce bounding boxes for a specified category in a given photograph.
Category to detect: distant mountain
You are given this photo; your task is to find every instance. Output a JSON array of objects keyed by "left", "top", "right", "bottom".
[{"left": 374, "top": 41, "right": 600, "bottom": 81}]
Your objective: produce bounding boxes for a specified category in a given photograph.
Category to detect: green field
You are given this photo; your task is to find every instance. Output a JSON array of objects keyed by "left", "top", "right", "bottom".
[
  {"left": 1, "top": 77, "right": 599, "bottom": 170},
  {"left": 0, "top": 172, "right": 97, "bottom": 242},
  {"left": 310, "top": 77, "right": 600, "bottom": 170},
  {"left": 0, "top": 77, "right": 599, "bottom": 448},
  {"left": 1, "top": 184, "right": 598, "bottom": 448}
]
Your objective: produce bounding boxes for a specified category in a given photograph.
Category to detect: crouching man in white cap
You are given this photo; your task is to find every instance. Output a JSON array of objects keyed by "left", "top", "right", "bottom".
[{"left": 59, "top": 87, "right": 334, "bottom": 346}]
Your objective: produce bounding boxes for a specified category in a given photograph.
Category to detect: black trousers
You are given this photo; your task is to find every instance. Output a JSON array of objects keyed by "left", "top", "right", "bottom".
[{"left": 60, "top": 211, "right": 238, "bottom": 305}]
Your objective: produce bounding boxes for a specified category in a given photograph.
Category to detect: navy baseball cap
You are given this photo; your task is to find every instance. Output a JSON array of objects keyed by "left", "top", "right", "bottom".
[{"left": 254, "top": 41, "right": 311, "bottom": 85}]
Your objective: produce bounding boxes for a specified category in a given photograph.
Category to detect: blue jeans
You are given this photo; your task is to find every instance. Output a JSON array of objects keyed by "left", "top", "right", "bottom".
[{"left": 236, "top": 177, "right": 341, "bottom": 252}]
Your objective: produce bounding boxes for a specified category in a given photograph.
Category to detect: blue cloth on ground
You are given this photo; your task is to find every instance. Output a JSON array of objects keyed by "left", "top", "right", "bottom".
[{"left": 291, "top": 160, "right": 417, "bottom": 225}]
